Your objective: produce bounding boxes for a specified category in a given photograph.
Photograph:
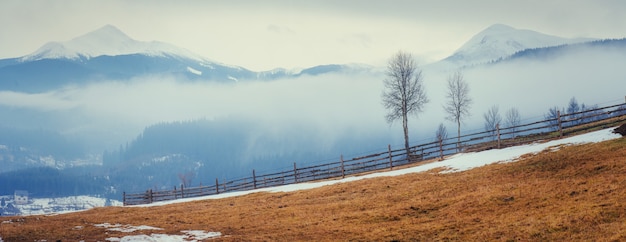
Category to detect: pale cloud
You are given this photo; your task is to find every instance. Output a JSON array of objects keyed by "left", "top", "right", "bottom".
[
  {"left": 0, "top": 90, "right": 77, "bottom": 111},
  {"left": 267, "top": 24, "right": 295, "bottom": 35},
  {"left": 340, "top": 33, "right": 372, "bottom": 48}
]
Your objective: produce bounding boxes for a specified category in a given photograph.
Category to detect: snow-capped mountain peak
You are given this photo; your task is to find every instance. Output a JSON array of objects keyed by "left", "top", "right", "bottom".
[
  {"left": 442, "top": 23, "right": 594, "bottom": 66},
  {"left": 20, "top": 25, "right": 204, "bottom": 62}
]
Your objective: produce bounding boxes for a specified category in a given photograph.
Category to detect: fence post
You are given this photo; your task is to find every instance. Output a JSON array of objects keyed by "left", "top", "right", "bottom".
[
  {"left": 496, "top": 123, "right": 501, "bottom": 149},
  {"left": 253, "top": 169, "right": 257, "bottom": 189},
  {"left": 123, "top": 192, "right": 126, "bottom": 206},
  {"left": 148, "top": 189, "right": 153, "bottom": 204},
  {"left": 174, "top": 186, "right": 177, "bottom": 199},
  {"left": 557, "top": 110, "right": 563, "bottom": 137},
  {"left": 293, "top": 162, "right": 298, "bottom": 183},
  {"left": 388, "top": 144, "right": 393, "bottom": 170},
  {"left": 181, "top": 184, "right": 184, "bottom": 198},
  {"left": 439, "top": 139, "right": 444, "bottom": 161},
  {"left": 215, "top": 178, "right": 219, "bottom": 194},
  {"left": 340, "top": 154, "right": 345, "bottom": 178}
]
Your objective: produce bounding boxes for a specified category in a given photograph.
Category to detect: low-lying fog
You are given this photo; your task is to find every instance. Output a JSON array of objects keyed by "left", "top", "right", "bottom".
[{"left": 0, "top": 46, "right": 625, "bottom": 166}]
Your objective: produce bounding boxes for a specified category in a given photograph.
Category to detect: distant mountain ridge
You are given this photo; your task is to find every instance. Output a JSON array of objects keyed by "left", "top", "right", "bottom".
[
  {"left": 498, "top": 38, "right": 626, "bottom": 63},
  {"left": 440, "top": 24, "right": 595, "bottom": 67},
  {"left": 0, "top": 25, "right": 373, "bottom": 93},
  {"left": 0, "top": 23, "right": 617, "bottom": 93},
  {"left": 20, "top": 25, "right": 205, "bottom": 62}
]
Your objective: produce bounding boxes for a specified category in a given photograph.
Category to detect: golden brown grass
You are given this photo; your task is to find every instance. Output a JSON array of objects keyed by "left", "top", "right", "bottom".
[{"left": 2, "top": 138, "right": 626, "bottom": 241}]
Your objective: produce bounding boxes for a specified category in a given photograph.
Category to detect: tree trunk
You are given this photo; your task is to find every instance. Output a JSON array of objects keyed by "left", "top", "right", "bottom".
[
  {"left": 438, "top": 139, "right": 444, "bottom": 161},
  {"left": 457, "top": 119, "right": 461, "bottom": 152},
  {"left": 403, "top": 111, "right": 410, "bottom": 159}
]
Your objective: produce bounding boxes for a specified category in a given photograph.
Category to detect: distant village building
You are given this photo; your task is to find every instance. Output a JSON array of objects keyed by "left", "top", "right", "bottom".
[{"left": 14, "top": 190, "right": 28, "bottom": 205}]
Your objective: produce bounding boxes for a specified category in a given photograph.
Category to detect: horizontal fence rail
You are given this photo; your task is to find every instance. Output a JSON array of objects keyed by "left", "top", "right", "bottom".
[{"left": 124, "top": 101, "right": 626, "bottom": 205}]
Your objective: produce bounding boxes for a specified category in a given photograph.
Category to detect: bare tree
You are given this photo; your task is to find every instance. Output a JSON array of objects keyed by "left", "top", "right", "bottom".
[
  {"left": 382, "top": 51, "right": 429, "bottom": 156},
  {"left": 505, "top": 107, "right": 521, "bottom": 138},
  {"left": 443, "top": 71, "right": 472, "bottom": 152},
  {"left": 545, "top": 106, "right": 562, "bottom": 131},
  {"left": 567, "top": 97, "right": 581, "bottom": 125},
  {"left": 581, "top": 104, "right": 605, "bottom": 123},
  {"left": 483, "top": 105, "right": 501, "bottom": 140},
  {"left": 178, "top": 171, "right": 195, "bottom": 188},
  {"left": 435, "top": 123, "right": 448, "bottom": 161}
]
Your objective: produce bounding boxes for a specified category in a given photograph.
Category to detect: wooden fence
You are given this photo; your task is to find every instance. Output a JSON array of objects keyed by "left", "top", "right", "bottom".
[{"left": 123, "top": 101, "right": 626, "bottom": 205}]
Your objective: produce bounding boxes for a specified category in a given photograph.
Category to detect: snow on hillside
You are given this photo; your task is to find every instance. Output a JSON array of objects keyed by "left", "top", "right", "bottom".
[
  {"left": 20, "top": 25, "right": 204, "bottom": 62},
  {"left": 186, "top": 66, "right": 202, "bottom": 76},
  {"left": 136, "top": 127, "right": 621, "bottom": 208},
  {"left": 1, "top": 195, "right": 122, "bottom": 216},
  {"left": 443, "top": 24, "right": 594, "bottom": 66}
]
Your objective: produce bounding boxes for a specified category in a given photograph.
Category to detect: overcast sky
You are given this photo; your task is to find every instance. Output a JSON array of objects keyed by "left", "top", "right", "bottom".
[{"left": 1, "top": 0, "right": 625, "bottom": 71}]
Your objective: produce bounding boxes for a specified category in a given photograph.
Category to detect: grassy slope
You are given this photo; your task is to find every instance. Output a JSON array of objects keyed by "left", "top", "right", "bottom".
[{"left": 2, "top": 138, "right": 625, "bottom": 241}]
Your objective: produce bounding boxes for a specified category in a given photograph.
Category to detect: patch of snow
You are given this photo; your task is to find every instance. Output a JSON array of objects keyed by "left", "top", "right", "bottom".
[
  {"left": 123, "top": 234, "right": 186, "bottom": 242},
  {"left": 97, "top": 223, "right": 222, "bottom": 242},
  {"left": 182, "top": 230, "right": 222, "bottom": 240},
  {"left": 227, "top": 75, "right": 238, "bottom": 82},
  {"left": 95, "top": 223, "right": 163, "bottom": 233},
  {"left": 198, "top": 62, "right": 215, "bottom": 69},
  {"left": 199, "top": 60, "right": 244, "bottom": 71},
  {"left": 134, "top": 127, "right": 621, "bottom": 207},
  {"left": 11, "top": 195, "right": 122, "bottom": 215},
  {"left": 107, "top": 234, "right": 180, "bottom": 242},
  {"left": 95, "top": 222, "right": 121, "bottom": 228},
  {"left": 264, "top": 67, "right": 286, "bottom": 75},
  {"left": 186, "top": 66, "right": 202, "bottom": 76},
  {"left": 151, "top": 154, "right": 183, "bottom": 163},
  {"left": 40, "top": 155, "right": 56, "bottom": 166}
]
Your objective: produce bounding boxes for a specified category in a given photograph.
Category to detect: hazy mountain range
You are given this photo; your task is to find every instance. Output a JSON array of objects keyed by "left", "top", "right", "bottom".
[
  {"left": 1, "top": 24, "right": 624, "bottom": 202},
  {"left": 0, "top": 23, "right": 603, "bottom": 92},
  {"left": 0, "top": 25, "right": 372, "bottom": 93}
]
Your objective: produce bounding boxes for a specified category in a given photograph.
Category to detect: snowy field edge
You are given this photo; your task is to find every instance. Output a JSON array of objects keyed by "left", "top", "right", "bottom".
[{"left": 136, "top": 127, "right": 621, "bottom": 208}]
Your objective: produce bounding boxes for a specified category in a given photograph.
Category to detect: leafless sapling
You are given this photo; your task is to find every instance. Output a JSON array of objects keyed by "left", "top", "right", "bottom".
[
  {"left": 436, "top": 123, "right": 448, "bottom": 160},
  {"left": 382, "top": 51, "right": 429, "bottom": 156},
  {"left": 443, "top": 71, "right": 472, "bottom": 152},
  {"left": 505, "top": 107, "right": 521, "bottom": 138},
  {"left": 483, "top": 105, "right": 501, "bottom": 140}
]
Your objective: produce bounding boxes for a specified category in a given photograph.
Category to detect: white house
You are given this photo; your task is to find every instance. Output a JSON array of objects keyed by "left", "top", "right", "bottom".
[{"left": 14, "top": 190, "right": 28, "bottom": 205}]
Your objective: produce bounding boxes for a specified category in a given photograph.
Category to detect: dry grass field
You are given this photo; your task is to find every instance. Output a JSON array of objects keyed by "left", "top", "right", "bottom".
[{"left": 1, "top": 137, "right": 625, "bottom": 241}]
